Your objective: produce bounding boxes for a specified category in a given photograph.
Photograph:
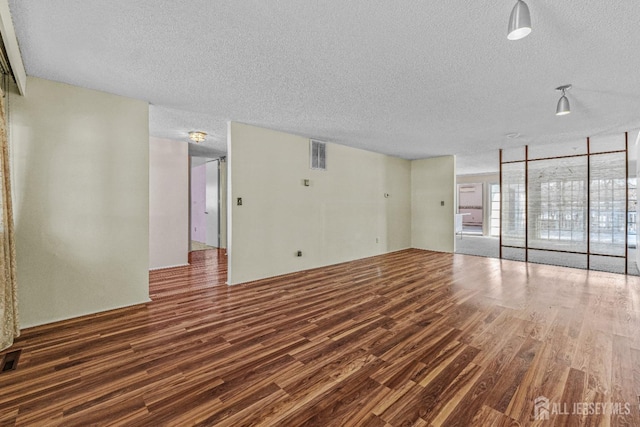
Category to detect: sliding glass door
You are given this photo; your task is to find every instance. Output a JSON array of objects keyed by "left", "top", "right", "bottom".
[{"left": 500, "top": 133, "right": 629, "bottom": 274}]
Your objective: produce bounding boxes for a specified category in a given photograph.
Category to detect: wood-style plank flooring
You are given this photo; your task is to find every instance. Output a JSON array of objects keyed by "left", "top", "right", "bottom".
[{"left": 1, "top": 248, "right": 640, "bottom": 426}]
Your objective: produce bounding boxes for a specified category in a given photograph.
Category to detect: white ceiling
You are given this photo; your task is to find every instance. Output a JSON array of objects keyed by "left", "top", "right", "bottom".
[{"left": 8, "top": 1, "right": 640, "bottom": 173}]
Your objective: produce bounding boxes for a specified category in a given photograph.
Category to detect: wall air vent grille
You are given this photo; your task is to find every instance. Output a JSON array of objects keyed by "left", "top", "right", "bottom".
[{"left": 310, "top": 139, "right": 326, "bottom": 170}]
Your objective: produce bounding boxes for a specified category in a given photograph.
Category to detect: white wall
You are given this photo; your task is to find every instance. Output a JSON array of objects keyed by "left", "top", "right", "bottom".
[
  {"left": 149, "top": 137, "right": 189, "bottom": 269},
  {"left": 10, "top": 77, "right": 150, "bottom": 328},
  {"left": 456, "top": 173, "right": 499, "bottom": 185},
  {"left": 457, "top": 183, "right": 483, "bottom": 207},
  {"left": 228, "top": 122, "right": 411, "bottom": 285},
  {"left": 411, "top": 156, "right": 456, "bottom": 252}
]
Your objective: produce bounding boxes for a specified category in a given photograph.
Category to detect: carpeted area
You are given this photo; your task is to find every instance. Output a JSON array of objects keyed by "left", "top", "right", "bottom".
[
  {"left": 455, "top": 234, "right": 500, "bottom": 259},
  {"left": 455, "top": 234, "right": 639, "bottom": 276},
  {"left": 191, "top": 240, "right": 216, "bottom": 251}
]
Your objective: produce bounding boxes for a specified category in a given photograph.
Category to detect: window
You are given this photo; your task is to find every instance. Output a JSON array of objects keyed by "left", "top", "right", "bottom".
[
  {"left": 528, "top": 156, "right": 587, "bottom": 252},
  {"left": 501, "top": 162, "right": 526, "bottom": 248},
  {"left": 490, "top": 183, "right": 500, "bottom": 237},
  {"left": 310, "top": 139, "right": 326, "bottom": 170}
]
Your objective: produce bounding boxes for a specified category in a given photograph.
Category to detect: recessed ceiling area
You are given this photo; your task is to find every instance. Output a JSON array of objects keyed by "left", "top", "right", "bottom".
[{"left": 8, "top": 1, "right": 640, "bottom": 173}]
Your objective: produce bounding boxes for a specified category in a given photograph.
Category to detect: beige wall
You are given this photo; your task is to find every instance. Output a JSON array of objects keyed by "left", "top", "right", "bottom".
[
  {"left": 228, "top": 122, "right": 411, "bottom": 285},
  {"left": 10, "top": 77, "right": 150, "bottom": 328},
  {"left": 219, "top": 159, "right": 228, "bottom": 249},
  {"left": 149, "top": 137, "right": 189, "bottom": 269},
  {"left": 411, "top": 156, "right": 456, "bottom": 252}
]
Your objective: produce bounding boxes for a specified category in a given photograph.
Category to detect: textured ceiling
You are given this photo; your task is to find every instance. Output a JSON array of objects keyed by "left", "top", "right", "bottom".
[{"left": 8, "top": 1, "right": 640, "bottom": 173}]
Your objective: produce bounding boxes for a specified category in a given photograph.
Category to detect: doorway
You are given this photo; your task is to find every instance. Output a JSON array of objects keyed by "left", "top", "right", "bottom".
[
  {"left": 190, "top": 157, "right": 220, "bottom": 251},
  {"left": 457, "top": 182, "right": 483, "bottom": 235}
]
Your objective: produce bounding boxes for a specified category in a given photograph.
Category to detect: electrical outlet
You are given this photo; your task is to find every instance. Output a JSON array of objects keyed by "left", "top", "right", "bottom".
[
  {"left": 296, "top": 250, "right": 302, "bottom": 257},
  {"left": 441, "top": 201, "right": 445, "bottom": 206},
  {"left": 376, "top": 237, "right": 379, "bottom": 243}
]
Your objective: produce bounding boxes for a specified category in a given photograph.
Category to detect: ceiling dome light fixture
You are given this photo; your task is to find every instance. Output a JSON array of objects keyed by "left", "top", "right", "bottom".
[
  {"left": 555, "top": 85, "right": 572, "bottom": 116},
  {"left": 507, "top": 0, "right": 532, "bottom": 41},
  {"left": 188, "top": 131, "right": 207, "bottom": 143}
]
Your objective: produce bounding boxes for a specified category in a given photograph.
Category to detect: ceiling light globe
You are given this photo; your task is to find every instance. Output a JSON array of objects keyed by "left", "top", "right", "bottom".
[
  {"left": 507, "top": 27, "right": 531, "bottom": 41},
  {"left": 189, "top": 131, "right": 207, "bottom": 143}
]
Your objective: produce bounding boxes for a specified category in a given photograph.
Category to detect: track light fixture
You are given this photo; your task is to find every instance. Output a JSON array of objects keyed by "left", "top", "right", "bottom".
[
  {"left": 508, "top": 0, "right": 532, "bottom": 41},
  {"left": 555, "top": 85, "right": 572, "bottom": 116}
]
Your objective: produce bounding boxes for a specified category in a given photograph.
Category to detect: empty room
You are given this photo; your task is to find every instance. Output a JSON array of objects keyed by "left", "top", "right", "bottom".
[{"left": 1, "top": 1, "right": 640, "bottom": 426}]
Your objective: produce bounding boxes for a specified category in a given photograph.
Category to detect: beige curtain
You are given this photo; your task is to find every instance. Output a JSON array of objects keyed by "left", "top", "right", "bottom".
[{"left": 0, "top": 80, "right": 18, "bottom": 352}]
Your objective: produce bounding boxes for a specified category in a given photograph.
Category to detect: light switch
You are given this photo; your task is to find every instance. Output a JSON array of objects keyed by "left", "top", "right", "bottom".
[
  {"left": 441, "top": 201, "right": 445, "bottom": 206},
  {"left": 237, "top": 197, "right": 243, "bottom": 206}
]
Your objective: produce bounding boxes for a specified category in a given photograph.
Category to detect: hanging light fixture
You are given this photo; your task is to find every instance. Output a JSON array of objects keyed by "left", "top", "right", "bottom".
[
  {"left": 555, "top": 85, "right": 572, "bottom": 116},
  {"left": 507, "top": 0, "right": 532, "bottom": 40},
  {"left": 188, "top": 131, "right": 207, "bottom": 143}
]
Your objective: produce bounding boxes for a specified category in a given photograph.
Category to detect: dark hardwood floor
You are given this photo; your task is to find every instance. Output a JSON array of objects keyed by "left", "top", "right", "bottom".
[{"left": 1, "top": 248, "right": 640, "bottom": 426}]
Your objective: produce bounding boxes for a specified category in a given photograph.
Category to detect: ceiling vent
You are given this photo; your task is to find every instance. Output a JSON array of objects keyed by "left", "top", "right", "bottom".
[{"left": 310, "top": 139, "right": 326, "bottom": 170}]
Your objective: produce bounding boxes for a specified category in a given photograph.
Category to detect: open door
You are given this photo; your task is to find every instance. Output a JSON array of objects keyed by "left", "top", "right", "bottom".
[{"left": 190, "top": 157, "right": 220, "bottom": 251}]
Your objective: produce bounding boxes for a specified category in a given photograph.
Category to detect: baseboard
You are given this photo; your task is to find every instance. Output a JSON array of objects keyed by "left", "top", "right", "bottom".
[
  {"left": 20, "top": 298, "right": 153, "bottom": 330},
  {"left": 149, "top": 263, "right": 190, "bottom": 271}
]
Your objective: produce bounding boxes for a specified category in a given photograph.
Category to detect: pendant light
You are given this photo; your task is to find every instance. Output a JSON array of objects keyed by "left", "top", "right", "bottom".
[
  {"left": 507, "top": 0, "right": 532, "bottom": 40},
  {"left": 555, "top": 85, "right": 571, "bottom": 116}
]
